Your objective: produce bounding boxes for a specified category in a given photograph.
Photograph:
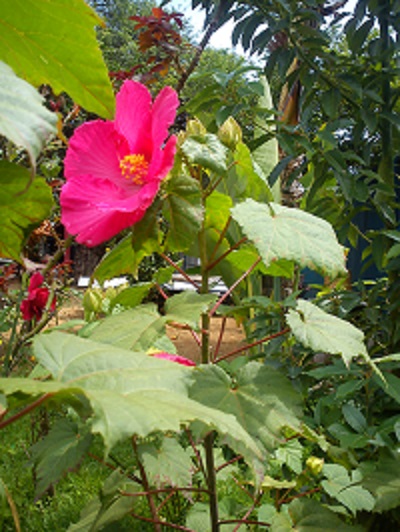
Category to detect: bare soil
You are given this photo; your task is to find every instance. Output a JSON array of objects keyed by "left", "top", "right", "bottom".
[{"left": 54, "top": 296, "right": 245, "bottom": 364}]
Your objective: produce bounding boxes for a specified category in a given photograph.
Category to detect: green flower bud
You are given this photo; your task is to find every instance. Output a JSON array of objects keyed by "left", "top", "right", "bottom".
[
  {"left": 306, "top": 456, "right": 324, "bottom": 475},
  {"left": 218, "top": 116, "right": 242, "bottom": 150}
]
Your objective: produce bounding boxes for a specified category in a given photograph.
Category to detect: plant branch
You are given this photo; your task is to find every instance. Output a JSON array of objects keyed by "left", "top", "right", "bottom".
[
  {"left": 207, "top": 237, "right": 247, "bottom": 273},
  {"left": 207, "top": 216, "right": 233, "bottom": 266},
  {"left": 209, "top": 258, "right": 262, "bottom": 317},
  {"left": 159, "top": 252, "right": 200, "bottom": 290},
  {"left": 128, "top": 511, "right": 195, "bottom": 531},
  {"left": 214, "top": 328, "right": 290, "bottom": 364},
  {"left": 213, "top": 316, "right": 226, "bottom": 361},
  {"left": 175, "top": 4, "right": 223, "bottom": 94},
  {"left": 0, "top": 394, "right": 53, "bottom": 430}
]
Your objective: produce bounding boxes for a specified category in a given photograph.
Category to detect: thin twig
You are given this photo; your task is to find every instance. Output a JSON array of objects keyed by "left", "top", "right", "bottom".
[
  {"left": 209, "top": 258, "right": 262, "bottom": 317},
  {"left": 213, "top": 316, "right": 227, "bottom": 362},
  {"left": 207, "top": 237, "right": 248, "bottom": 272},
  {"left": 159, "top": 252, "right": 201, "bottom": 290},
  {"left": 119, "top": 486, "right": 209, "bottom": 497},
  {"left": 185, "top": 428, "right": 208, "bottom": 483},
  {"left": 207, "top": 216, "right": 232, "bottom": 266},
  {"left": 214, "top": 328, "right": 290, "bottom": 364},
  {"left": 128, "top": 511, "right": 195, "bottom": 531},
  {"left": 0, "top": 394, "right": 53, "bottom": 430}
]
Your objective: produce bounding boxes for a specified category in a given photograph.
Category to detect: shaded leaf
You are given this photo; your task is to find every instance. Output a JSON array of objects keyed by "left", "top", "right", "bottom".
[
  {"left": 272, "top": 498, "right": 363, "bottom": 531},
  {"left": 138, "top": 437, "right": 194, "bottom": 487},
  {"left": 286, "top": 299, "right": 369, "bottom": 367},
  {"left": 31, "top": 418, "right": 92, "bottom": 497},
  {"left": 231, "top": 199, "right": 347, "bottom": 278},
  {"left": 0, "top": 161, "right": 53, "bottom": 261},
  {"left": 162, "top": 174, "right": 203, "bottom": 251},
  {"left": 109, "top": 283, "right": 152, "bottom": 310},
  {"left": 0, "top": 61, "right": 57, "bottom": 164},
  {"left": 0, "top": 0, "right": 114, "bottom": 118},
  {"left": 362, "top": 457, "right": 400, "bottom": 512}
]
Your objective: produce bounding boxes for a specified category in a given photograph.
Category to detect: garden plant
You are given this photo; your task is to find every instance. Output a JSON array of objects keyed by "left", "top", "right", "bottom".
[{"left": 1, "top": 0, "right": 400, "bottom": 531}]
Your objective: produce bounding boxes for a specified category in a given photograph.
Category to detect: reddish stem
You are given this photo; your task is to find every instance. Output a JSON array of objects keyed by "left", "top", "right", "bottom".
[
  {"left": 219, "top": 519, "right": 271, "bottom": 527},
  {"left": 207, "top": 216, "right": 232, "bottom": 266},
  {"left": 160, "top": 252, "right": 200, "bottom": 290},
  {"left": 215, "top": 454, "right": 243, "bottom": 473},
  {"left": 207, "top": 237, "right": 248, "bottom": 273},
  {"left": 185, "top": 428, "right": 208, "bottom": 482},
  {"left": 214, "top": 328, "right": 290, "bottom": 364},
  {"left": 213, "top": 316, "right": 227, "bottom": 362},
  {"left": 0, "top": 393, "right": 52, "bottom": 430},
  {"left": 120, "top": 486, "right": 209, "bottom": 498},
  {"left": 209, "top": 257, "right": 261, "bottom": 317},
  {"left": 154, "top": 282, "right": 169, "bottom": 300}
]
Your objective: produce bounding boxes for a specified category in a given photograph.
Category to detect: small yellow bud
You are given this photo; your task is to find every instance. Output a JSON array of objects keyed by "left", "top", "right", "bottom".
[
  {"left": 306, "top": 456, "right": 324, "bottom": 475},
  {"left": 186, "top": 118, "right": 207, "bottom": 137},
  {"left": 218, "top": 116, "right": 242, "bottom": 150}
]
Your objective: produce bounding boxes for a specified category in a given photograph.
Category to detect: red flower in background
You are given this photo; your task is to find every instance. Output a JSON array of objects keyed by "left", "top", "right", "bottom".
[
  {"left": 20, "top": 272, "right": 56, "bottom": 321},
  {"left": 60, "top": 80, "right": 179, "bottom": 247}
]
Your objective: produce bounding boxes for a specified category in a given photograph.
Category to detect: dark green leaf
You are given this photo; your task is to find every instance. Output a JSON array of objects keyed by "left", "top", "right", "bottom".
[
  {"left": 162, "top": 174, "right": 203, "bottom": 251},
  {"left": 0, "top": 161, "right": 53, "bottom": 261}
]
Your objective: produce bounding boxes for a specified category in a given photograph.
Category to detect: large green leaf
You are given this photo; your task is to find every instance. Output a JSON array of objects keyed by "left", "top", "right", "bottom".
[
  {"left": 31, "top": 418, "right": 93, "bottom": 497},
  {"left": 189, "top": 362, "right": 302, "bottom": 451},
  {"left": 0, "top": 0, "right": 114, "bottom": 118},
  {"left": 0, "top": 332, "right": 264, "bottom": 469},
  {"left": 0, "top": 61, "right": 57, "bottom": 164},
  {"left": 93, "top": 236, "right": 141, "bottom": 283},
  {"left": 0, "top": 161, "right": 53, "bottom": 261},
  {"left": 165, "top": 292, "right": 217, "bottom": 331},
  {"left": 286, "top": 299, "right": 369, "bottom": 367},
  {"left": 232, "top": 141, "right": 273, "bottom": 203},
  {"left": 162, "top": 174, "right": 203, "bottom": 251},
  {"left": 231, "top": 199, "right": 347, "bottom": 278}
]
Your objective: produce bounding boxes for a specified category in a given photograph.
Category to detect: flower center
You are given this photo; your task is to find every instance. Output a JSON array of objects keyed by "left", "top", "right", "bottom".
[{"left": 119, "top": 154, "right": 149, "bottom": 185}]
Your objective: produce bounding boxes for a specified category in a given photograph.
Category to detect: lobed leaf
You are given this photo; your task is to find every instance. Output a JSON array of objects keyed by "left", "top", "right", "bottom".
[{"left": 231, "top": 199, "right": 347, "bottom": 278}]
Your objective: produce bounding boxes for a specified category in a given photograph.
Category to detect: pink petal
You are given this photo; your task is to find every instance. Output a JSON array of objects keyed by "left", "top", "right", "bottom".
[
  {"left": 114, "top": 81, "right": 152, "bottom": 157},
  {"left": 148, "top": 135, "right": 177, "bottom": 182},
  {"left": 153, "top": 352, "right": 196, "bottom": 367},
  {"left": 151, "top": 86, "right": 179, "bottom": 150},
  {"left": 65, "top": 121, "right": 128, "bottom": 186},
  {"left": 61, "top": 175, "right": 159, "bottom": 246}
]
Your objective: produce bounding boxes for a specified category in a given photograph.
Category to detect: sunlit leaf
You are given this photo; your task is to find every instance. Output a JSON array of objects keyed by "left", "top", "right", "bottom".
[
  {"left": 0, "top": 61, "right": 57, "bottom": 164},
  {"left": 0, "top": 0, "right": 114, "bottom": 118},
  {"left": 0, "top": 161, "right": 53, "bottom": 261},
  {"left": 190, "top": 362, "right": 302, "bottom": 451},
  {"left": 165, "top": 292, "right": 217, "bottom": 331},
  {"left": 231, "top": 199, "right": 347, "bottom": 278}
]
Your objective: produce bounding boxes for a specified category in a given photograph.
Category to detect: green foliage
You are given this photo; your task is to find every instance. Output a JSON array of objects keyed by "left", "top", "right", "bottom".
[
  {"left": 0, "top": 62, "right": 57, "bottom": 165},
  {"left": 231, "top": 199, "right": 347, "bottom": 278},
  {"left": 0, "top": 0, "right": 114, "bottom": 118},
  {"left": 0, "top": 161, "right": 53, "bottom": 261}
]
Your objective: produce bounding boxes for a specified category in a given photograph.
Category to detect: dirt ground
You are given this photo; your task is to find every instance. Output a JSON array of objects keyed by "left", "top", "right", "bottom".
[{"left": 55, "top": 295, "right": 245, "bottom": 364}]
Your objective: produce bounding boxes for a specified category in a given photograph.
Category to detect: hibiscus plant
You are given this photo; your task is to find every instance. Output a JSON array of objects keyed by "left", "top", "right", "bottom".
[{"left": 0, "top": 1, "right": 396, "bottom": 531}]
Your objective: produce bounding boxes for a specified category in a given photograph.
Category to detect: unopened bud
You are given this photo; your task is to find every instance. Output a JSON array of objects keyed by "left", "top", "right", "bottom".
[
  {"left": 306, "top": 456, "right": 324, "bottom": 475},
  {"left": 186, "top": 118, "right": 207, "bottom": 137},
  {"left": 218, "top": 116, "right": 242, "bottom": 150}
]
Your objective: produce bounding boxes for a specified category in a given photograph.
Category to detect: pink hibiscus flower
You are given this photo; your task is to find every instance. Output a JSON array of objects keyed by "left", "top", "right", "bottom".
[
  {"left": 152, "top": 352, "right": 196, "bottom": 367},
  {"left": 60, "top": 81, "right": 179, "bottom": 246},
  {"left": 20, "top": 272, "right": 56, "bottom": 321}
]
